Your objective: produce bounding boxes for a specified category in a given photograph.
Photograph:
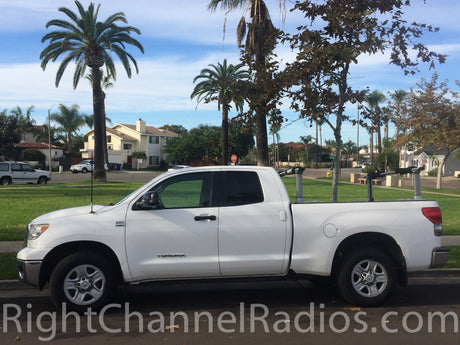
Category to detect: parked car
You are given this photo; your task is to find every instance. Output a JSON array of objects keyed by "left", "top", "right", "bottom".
[
  {"left": 167, "top": 165, "right": 191, "bottom": 172},
  {"left": 70, "top": 160, "right": 108, "bottom": 173},
  {"left": 0, "top": 161, "right": 50, "bottom": 185},
  {"left": 18, "top": 166, "right": 447, "bottom": 311},
  {"left": 361, "top": 162, "right": 377, "bottom": 172}
]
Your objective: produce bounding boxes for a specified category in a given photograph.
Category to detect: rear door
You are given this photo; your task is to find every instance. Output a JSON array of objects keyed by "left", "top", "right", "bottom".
[
  {"left": 125, "top": 171, "right": 220, "bottom": 281},
  {"left": 217, "top": 170, "right": 290, "bottom": 276}
]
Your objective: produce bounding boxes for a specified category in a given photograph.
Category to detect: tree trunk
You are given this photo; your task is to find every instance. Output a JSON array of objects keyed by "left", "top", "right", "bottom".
[
  {"left": 332, "top": 132, "right": 341, "bottom": 203},
  {"left": 369, "top": 130, "right": 374, "bottom": 165},
  {"left": 67, "top": 130, "right": 72, "bottom": 153},
  {"left": 255, "top": 109, "right": 269, "bottom": 166},
  {"left": 436, "top": 160, "right": 444, "bottom": 190},
  {"left": 91, "top": 67, "right": 107, "bottom": 182},
  {"left": 436, "top": 151, "right": 450, "bottom": 189},
  {"left": 315, "top": 121, "right": 319, "bottom": 168},
  {"left": 221, "top": 107, "right": 229, "bottom": 165},
  {"left": 102, "top": 90, "right": 109, "bottom": 169},
  {"left": 377, "top": 123, "right": 382, "bottom": 154}
]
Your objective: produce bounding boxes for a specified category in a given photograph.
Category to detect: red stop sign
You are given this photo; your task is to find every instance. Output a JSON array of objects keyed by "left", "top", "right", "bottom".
[{"left": 231, "top": 154, "right": 237, "bottom": 163}]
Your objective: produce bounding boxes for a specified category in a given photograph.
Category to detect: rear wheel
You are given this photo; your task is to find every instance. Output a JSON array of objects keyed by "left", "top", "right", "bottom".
[
  {"left": 50, "top": 252, "right": 117, "bottom": 312},
  {"left": 337, "top": 247, "right": 396, "bottom": 306}
]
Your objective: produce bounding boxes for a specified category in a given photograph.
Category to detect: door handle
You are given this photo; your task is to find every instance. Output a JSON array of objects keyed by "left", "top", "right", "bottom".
[{"left": 194, "top": 215, "right": 217, "bottom": 221}]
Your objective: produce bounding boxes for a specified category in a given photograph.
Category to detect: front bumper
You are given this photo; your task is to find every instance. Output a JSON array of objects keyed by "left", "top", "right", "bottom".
[
  {"left": 17, "top": 260, "right": 42, "bottom": 287},
  {"left": 430, "top": 247, "right": 449, "bottom": 268}
]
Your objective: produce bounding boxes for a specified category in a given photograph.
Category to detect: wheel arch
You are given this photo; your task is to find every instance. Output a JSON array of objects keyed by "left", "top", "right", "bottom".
[
  {"left": 331, "top": 232, "right": 407, "bottom": 286},
  {"left": 39, "top": 241, "right": 124, "bottom": 289}
]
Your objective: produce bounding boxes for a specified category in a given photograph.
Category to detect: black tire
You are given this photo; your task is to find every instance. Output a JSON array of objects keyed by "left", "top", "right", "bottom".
[
  {"left": 337, "top": 247, "right": 396, "bottom": 306},
  {"left": 38, "top": 176, "right": 48, "bottom": 184},
  {"left": 81, "top": 168, "right": 88, "bottom": 174},
  {"left": 49, "top": 252, "right": 117, "bottom": 313},
  {"left": 0, "top": 177, "right": 11, "bottom": 185}
]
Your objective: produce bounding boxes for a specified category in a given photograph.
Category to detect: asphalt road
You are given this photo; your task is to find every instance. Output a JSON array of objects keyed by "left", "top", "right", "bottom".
[{"left": 1, "top": 277, "right": 460, "bottom": 344}]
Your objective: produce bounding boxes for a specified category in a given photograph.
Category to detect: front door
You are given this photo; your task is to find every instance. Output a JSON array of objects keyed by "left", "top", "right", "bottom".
[{"left": 125, "top": 172, "right": 220, "bottom": 281}]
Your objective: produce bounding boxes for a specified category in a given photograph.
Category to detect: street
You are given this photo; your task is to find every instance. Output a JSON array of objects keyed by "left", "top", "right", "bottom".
[{"left": 2, "top": 277, "right": 460, "bottom": 344}]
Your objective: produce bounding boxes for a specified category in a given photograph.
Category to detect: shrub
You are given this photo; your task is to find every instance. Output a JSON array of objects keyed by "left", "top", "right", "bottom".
[
  {"left": 428, "top": 168, "right": 438, "bottom": 177},
  {"left": 363, "top": 165, "right": 379, "bottom": 174}
]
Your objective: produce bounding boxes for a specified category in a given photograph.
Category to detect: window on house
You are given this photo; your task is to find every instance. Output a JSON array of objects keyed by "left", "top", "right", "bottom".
[
  {"left": 149, "top": 136, "right": 159, "bottom": 144},
  {"left": 123, "top": 144, "right": 132, "bottom": 150},
  {"left": 107, "top": 135, "right": 111, "bottom": 143},
  {"left": 149, "top": 156, "right": 160, "bottom": 166}
]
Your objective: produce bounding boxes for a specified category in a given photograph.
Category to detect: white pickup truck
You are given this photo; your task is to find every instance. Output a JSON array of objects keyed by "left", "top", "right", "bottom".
[{"left": 17, "top": 166, "right": 448, "bottom": 312}]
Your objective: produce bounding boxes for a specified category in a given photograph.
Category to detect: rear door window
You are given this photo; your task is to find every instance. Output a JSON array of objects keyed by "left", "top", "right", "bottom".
[{"left": 225, "top": 171, "right": 264, "bottom": 206}]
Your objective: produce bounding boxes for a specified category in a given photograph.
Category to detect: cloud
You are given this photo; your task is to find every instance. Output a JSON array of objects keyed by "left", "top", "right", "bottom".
[{"left": 0, "top": 48, "right": 243, "bottom": 122}]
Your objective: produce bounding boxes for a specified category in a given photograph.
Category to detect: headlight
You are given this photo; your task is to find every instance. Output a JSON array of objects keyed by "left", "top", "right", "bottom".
[{"left": 28, "top": 223, "right": 49, "bottom": 240}]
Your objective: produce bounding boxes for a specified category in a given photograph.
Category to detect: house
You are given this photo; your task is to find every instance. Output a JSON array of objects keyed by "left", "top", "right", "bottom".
[
  {"left": 18, "top": 126, "right": 64, "bottom": 170},
  {"left": 413, "top": 146, "right": 460, "bottom": 176},
  {"left": 81, "top": 119, "right": 178, "bottom": 168}
]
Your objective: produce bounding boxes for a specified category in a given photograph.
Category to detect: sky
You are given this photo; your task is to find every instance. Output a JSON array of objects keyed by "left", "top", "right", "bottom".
[{"left": 0, "top": 0, "right": 459, "bottom": 146}]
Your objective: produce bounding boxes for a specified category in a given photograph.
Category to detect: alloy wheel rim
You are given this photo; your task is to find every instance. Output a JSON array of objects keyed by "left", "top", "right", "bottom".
[
  {"left": 63, "top": 264, "right": 106, "bottom": 305},
  {"left": 351, "top": 259, "right": 388, "bottom": 298}
]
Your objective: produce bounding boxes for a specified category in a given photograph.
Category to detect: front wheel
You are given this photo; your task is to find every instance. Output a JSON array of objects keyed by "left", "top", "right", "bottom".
[
  {"left": 0, "top": 177, "right": 11, "bottom": 185},
  {"left": 38, "top": 176, "right": 48, "bottom": 184},
  {"left": 337, "top": 248, "right": 397, "bottom": 306},
  {"left": 49, "top": 252, "right": 117, "bottom": 312},
  {"left": 81, "top": 168, "right": 88, "bottom": 174}
]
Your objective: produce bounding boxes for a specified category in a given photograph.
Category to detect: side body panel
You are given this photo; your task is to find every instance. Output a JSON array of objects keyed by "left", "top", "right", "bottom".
[{"left": 290, "top": 200, "right": 442, "bottom": 276}]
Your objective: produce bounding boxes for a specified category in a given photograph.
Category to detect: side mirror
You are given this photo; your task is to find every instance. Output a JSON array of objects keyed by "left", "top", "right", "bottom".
[
  {"left": 142, "top": 191, "right": 159, "bottom": 206},
  {"left": 134, "top": 191, "right": 160, "bottom": 210}
]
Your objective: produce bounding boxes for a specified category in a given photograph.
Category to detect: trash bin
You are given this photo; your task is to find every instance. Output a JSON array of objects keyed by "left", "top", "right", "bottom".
[
  {"left": 58, "top": 166, "right": 63, "bottom": 174},
  {"left": 117, "top": 163, "right": 122, "bottom": 171}
]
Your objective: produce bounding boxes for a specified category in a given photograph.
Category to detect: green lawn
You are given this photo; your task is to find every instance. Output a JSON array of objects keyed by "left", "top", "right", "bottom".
[
  {"left": 0, "top": 182, "right": 144, "bottom": 241},
  {"left": 0, "top": 177, "right": 459, "bottom": 241}
]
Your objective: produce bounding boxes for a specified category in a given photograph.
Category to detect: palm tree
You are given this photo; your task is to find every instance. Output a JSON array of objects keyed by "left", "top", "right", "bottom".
[
  {"left": 32, "top": 124, "right": 64, "bottom": 147},
  {"left": 356, "top": 88, "right": 369, "bottom": 162},
  {"left": 208, "top": 0, "right": 285, "bottom": 166},
  {"left": 40, "top": 1, "right": 144, "bottom": 181},
  {"left": 50, "top": 104, "right": 85, "bottom": 153},
  {"left": 191, "top": 59, "right": 250, "bottom": 165},
  {"left": 390, "top": 89, "right": 408, "bottom": 167},
  {"left": 269, "top": 109, "right": 281, "bottom": 168},
  {"left": 365, "top": 90, "right": 386, "bottom": 161},
  {"left": 84, "top": 114, "right": 112, "bottom": 130},
  {"left": 10, "top": 106, "right": 35, "bottom": 141},
  {"left": 390, "top": 89, "right": 408, "bottom": 137}
]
